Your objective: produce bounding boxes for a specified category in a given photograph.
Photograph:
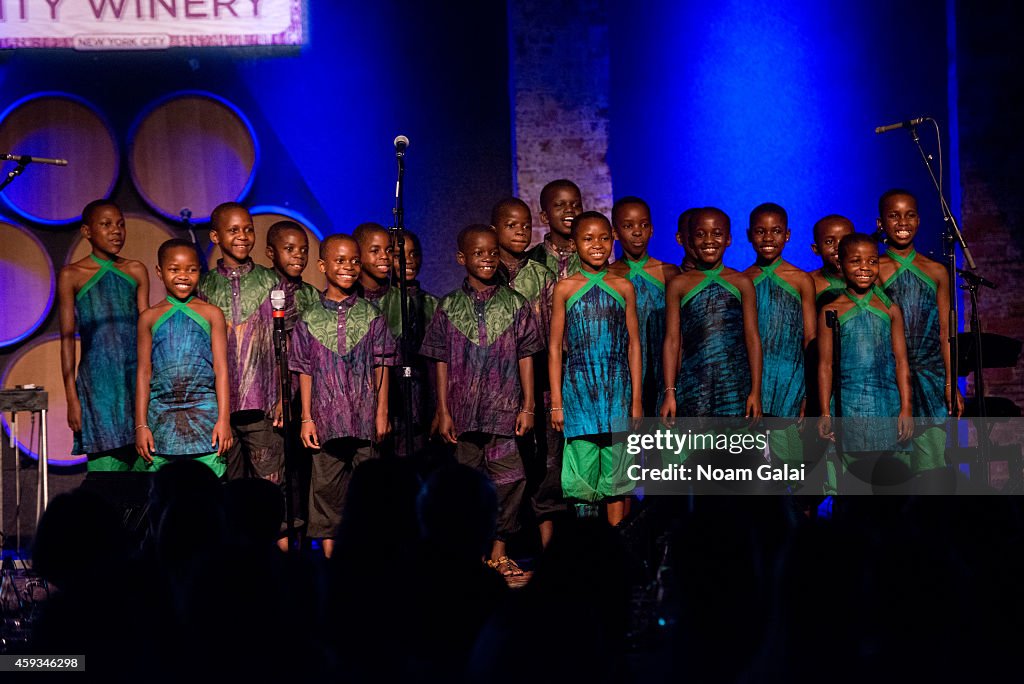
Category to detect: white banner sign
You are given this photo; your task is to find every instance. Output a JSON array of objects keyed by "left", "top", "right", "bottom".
[{"left": 0, "top": 0, "right": 304, "bottom": 50}]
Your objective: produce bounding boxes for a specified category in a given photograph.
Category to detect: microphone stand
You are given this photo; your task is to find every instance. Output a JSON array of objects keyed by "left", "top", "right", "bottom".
[
  {"left": 959, "top": 269, "right": 995, "bottom": 470},
  {"left": 0, "top": 157, "right": 30, "bottom": 193},
  {"left": 391, "top": 144, "right": 415, "bottom": 460},
  {"left": 904, "top": 121, "right": 987, "bottom": 457},
  {"left": 180, "top": 208, "right": 207, "bottom": 275},
  {"left": 271, "top": 296, "right": 298, "bottom": 549}
]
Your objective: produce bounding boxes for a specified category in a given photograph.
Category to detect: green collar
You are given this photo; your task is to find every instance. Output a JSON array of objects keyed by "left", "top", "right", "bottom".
[
  {"left": 883, "top": 248, "right": 937, "bottom": 292},
  {"left": 76, "top": 253, "right": 137, "bottom": 300},
  {"left": 753, "top": 259, "right": 800, "bottom": 301},
  {"left": 839, "top": 289, "right": 892, "bottom": 325},
  {"left": 152, "top": 296, "right": 210, "bottom": 336},
  {"left": 624, "top": 254, "right": 665, "bottom": 292},
  {"left": 680, "top": 263, "right": 741, "bottom": 308},
  {"left": 567, "top": 269, "right": 625, "bottom": 310}
]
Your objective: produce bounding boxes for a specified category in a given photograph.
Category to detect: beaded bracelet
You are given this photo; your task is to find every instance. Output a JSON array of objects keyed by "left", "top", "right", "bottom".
[
  {"left": 548, "top": 407, "right": 563, "bottom": 413},
  {"left": 300, "top": 418, "right": 315, "bottom": 424}
]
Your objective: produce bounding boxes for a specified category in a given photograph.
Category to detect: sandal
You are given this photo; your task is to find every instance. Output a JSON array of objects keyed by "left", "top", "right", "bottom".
[{"left": 487, "top": 555, "right": 525, "bottom": 577}]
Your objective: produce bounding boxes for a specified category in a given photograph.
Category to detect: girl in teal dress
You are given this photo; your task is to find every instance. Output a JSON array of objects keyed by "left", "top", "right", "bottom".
[
  {"left": 877, "top": 188, "right": 960, "bottom": 474},
  {"left": 136, "top": 240, "right": 233, "bottom": 475},
  {"left": 817, "top": 234, "right": 914, "bottom": 493},
  {"left": 609, "top": 196, "right": 680, "bottom": 416},
  {"left": 550, "top": 212, "right": 641, "bottom": 525},
  {"left": 662, "top": 208, "right": 761, "bottom": 421},
  {"left": 58, "top": 200, "right": 149, "bottom": 471}
]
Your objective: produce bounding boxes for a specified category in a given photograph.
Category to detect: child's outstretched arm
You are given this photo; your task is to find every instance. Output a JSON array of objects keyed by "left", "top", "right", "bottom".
[
  {"left": 548, "top": 282, "right": 568, "bottom": 432},
  {"left": 889, "top": 303, "right": 915, "bottom": 442},
  {"left": 516, "top": 355, "right": 535, "bottom": 436},
  {"left": 374, "top": 364, "right": 389, "bottom": 442},
  {"left": 129, "top": 261, "right": 151, "bottom": 315},
  {"left": 799, "top": 272, "right": 818, "bottom": 348},
  {"left": 135, "top": 311, "right": 156, "bottom": 463},
  {"left": 209, "top": 307, "right": 234, "bottom": 456},
  {"left": 737, "top": 274, "right": 763, "bottom": 420},
  {"left": 57, "top": 268, "right": 81, "bottom": 433},
  {"left": 435, "top": 361, "right": 457, "bottom": 443},
  {"left": 298, "top": 373, "right": 318, "bottom": 449},
  {"left": 660, "top": 276, "right": 684, "bottom": 420},
  {"left": 621, "top": 280, "right": 643, "bottom": 420},
  {"left": 817, "top": 306, "right": 834, "bottom": 441}
]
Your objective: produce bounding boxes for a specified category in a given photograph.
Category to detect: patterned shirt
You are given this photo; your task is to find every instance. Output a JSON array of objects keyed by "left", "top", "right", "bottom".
[
  {"left": 498, "top": 257, "right": 555, "bottom": 337},
  {"left": 198, "top": 259, "right": 281, "bottom": 414},
  {"left": 420, "top": 281, "right": 543, "bottom": 436},
  {"left": 289, "top": 292, "right": 397, "bottom": 442},
  {"left": 281, "top": 277, "right": 320, "bottom": 333},
  {"left": 527, "top": 234, "right": 580, "bottom": 281}
]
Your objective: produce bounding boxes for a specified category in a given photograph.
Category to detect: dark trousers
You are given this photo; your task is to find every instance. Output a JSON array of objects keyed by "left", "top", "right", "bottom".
[
  {"left": 522, "top": 415, "right": 567, "bottom": 520},
  {"left": 225, "top": 410, "right": 285, "bottom": 483},
  {"left": 455, "top": 432, "right": 525, "bottom": 540},
  {"left": 308, "top": 437, "right": 376, "bottom": 539}
]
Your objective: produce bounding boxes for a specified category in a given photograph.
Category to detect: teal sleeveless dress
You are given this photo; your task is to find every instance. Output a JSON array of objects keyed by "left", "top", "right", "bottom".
[
  {"left": 624, "top": 255, "right": 667, "bottom": 415},
  {"left": 834, "top": 290, "right": 903, "bottom": 453},
  {"left": 677, "top": 265, "right": 751, "bottom": 417},
  {"left": 882, "top": 250, "right": 945, "bottom": 421},
  {"left": 147, "top": 297, "right": 221, "bottom": 470},
  {"left": 563, "top": 270, "right": 631, "bottom": 438},
  {"left": 754, "top": 261, "right": 804, "bottom": 418},
  {"left": 74, "top": 254, "right": 138, "bottom": 458}
]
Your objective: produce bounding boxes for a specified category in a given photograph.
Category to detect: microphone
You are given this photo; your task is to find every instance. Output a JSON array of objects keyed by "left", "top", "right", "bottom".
[
  {"left": 2, "top": 153, "right": 68, "bottom": 166},
  {"left": 271, "top": 289, "right": 287, "bottom": 354},
  {"left": 394, "top": 135, "right": 409, "bottom": 157},
  {"left": 874, "top": 117, "right": 927, "bottom": 134}
]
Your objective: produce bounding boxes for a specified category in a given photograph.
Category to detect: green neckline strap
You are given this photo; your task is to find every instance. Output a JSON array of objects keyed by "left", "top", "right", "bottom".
[
  {"left": 838, "top": 289, "right": 893, "bottom": 326},
  {"left": 566, "top": 269, "right": 625, "bottom": 310},
  {"left": 625, "top": 255, "right": 665, "bottom": 292},
  {"left": 883, "top": 249, "right": 937, "bottom": 293},
  {"left": 752, "top": 259, "right": 800, "bottom": 301},
  {"left": 679, "top": 264, "right": 741, "bottom": 309},
  {"left": 815, "top": 272, "right": 846, "bottom": 303},
  {"left": 152, "top": 296, "right": 211, "bottom": 337},
  {"left": 76, "top": 253, "right": 138, "bottom": 301}
]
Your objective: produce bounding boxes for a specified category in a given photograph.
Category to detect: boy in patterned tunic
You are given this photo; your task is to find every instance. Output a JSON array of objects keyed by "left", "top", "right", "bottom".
[
  {"left": 526, "top": 179, "right": 584, "bottom": 280},
  {"left": 197, "top": 202, "right": 284, "bottom": 483},
  {"left": 492, "top": 198, "right": 563, "bottom": 548},
  {"left": 290, "top": 234, "right": 395, "bottom": 557},
  {"left": 421, "top": 225, "right": 543, "bottom": 577}
]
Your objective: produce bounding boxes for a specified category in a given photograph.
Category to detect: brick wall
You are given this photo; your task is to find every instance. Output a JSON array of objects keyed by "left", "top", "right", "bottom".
[
  {"left": 507, "top": 0, "right": 613, "bottom": 244},
  {"left": 957, "top": 0, "right": 1024, "bottom": 420}
]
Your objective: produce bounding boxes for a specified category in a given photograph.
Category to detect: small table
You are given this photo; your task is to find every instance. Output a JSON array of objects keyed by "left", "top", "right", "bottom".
[{"left": 0, "top": 388, "right": 49, "bottom": 552}]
